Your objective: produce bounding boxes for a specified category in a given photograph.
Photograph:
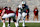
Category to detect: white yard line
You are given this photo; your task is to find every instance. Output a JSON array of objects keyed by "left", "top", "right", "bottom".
[{"left": 1, "top": 21, "right": 40, "bottom": 23}]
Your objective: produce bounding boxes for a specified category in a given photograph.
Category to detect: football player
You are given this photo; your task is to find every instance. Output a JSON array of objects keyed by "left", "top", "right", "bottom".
[
  {"left": 33, "top": 6, "right": 38, "bottom": 21},
  {"left": 1, "top": 6, "right": 17, "bottom": 27},
  {"left": 21, "top": 1, "right": 27, "bottom": 27},
  {"left": 7, "top": 7, "right": 17, "bottom": 27}
]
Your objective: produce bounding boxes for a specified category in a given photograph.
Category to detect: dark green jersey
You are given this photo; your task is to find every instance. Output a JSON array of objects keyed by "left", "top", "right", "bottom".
[{"left": 21, "top": 7, "right": 27, "bottom": 13}]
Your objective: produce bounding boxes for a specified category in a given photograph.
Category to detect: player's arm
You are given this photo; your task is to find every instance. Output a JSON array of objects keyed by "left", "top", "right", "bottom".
[{"left": 1, "top": 9, "right": 5, "bottom": 16}]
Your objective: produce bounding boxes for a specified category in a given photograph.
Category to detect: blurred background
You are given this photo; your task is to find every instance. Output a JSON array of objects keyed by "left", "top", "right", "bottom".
[
  {"left": 0, "top": 0, "right": 40, "bottom": 27},
  {"left": 0, "top": 0, "right": 40, "bottom": 21}
]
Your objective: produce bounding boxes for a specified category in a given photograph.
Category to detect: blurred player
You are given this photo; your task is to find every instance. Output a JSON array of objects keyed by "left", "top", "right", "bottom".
[
  {"left": 1, "top": 6, "right": 9, "bottom": 27},
  {"left": 21, "top": 1, "right": 29, "bottom": 21},
  {"left": 17, "top": 1, "right": 28, "bottom": 27},
  {"left": 21, "top": 1, "right": 27, "bottom": 27},
  {"left": 1, "top": 6, "right": 17, "bottom": 27},
  {"left": 7, "top": 7, "right": 17, "bottom": 27},
  {"left": 33, "top": 6, "right": 38, "bottom": 21}
]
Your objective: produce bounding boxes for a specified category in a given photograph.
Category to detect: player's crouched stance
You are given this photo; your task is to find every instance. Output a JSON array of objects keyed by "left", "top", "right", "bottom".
[
  {"left": 1, "top": 7, "right": 17, "bottom": 27},
  {"left": 7, "top": 13, "right": 17, "bottom": 27},
  {"left": 22, "top": 1, "right": 28, "bottom": 27}
]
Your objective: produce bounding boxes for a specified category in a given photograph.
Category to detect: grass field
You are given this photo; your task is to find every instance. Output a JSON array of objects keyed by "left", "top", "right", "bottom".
[{"left": 0, "top": 22, "right": 40, "bottom": 27}]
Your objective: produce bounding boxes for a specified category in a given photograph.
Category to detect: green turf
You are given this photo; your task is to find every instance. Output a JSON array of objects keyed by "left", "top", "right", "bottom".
[{"left": 0, "top": 22, "right": 40, "bottom": 27}]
